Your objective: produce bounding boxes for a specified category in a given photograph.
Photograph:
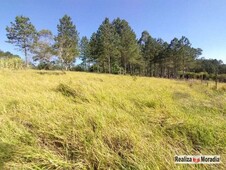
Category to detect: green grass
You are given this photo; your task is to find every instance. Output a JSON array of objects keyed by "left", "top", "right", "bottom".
[{"left": 0, "top": 70, "right": 225, "bottom": 169}]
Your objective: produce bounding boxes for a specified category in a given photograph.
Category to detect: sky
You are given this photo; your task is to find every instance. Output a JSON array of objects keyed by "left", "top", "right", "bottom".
[{"left": 0, "top": 0, "right": 226, "bottom": 63}]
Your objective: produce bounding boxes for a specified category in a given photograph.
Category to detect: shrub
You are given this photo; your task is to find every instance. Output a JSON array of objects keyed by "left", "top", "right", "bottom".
[
  {"left": 218, "top": 74, "right": 226, "bottom": 83},
  {"left": 0, "top": 58, "right": 24, "bottom": 69}
]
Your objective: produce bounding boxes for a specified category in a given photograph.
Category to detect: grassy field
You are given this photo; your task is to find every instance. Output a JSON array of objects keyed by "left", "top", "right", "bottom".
[{"left": 0, "top": 70, "right": 225, "bottom": 169}]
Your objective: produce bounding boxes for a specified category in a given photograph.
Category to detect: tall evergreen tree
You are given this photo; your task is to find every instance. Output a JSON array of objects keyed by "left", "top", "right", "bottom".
[
  {"left": 168, "top": 38, "right": 181, "bottom": 78},
  {"left": 80, "top": 36, "right": 90, "bottom": 70},
  {"left": 139, "top": 31, "right": 161, "bottom": 76},
  {"left": 55, "top": 15, "right": 79, "bottom": 70},
  {"left": 112, "top": 18, "right": 140, "bottom": 74},
  {"left": 152, "top": 38, "right": 167, "bottom": 77},
  {"left": 93, "top": 18, "right": 120, "bottom": 73},
  {"left": 156, "top": 41, "right": 169, "bottom": 77},
  {"left": 178, "top": 36, "right": 191, "bottom": 78},
  {"left": 6, "top": 16, "right": 37, "bottom": 67}
]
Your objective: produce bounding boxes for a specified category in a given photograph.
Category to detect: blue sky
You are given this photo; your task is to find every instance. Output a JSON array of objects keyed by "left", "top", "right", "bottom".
[{"left": 1, "top": 0, "right": 226, "bottom": 63}]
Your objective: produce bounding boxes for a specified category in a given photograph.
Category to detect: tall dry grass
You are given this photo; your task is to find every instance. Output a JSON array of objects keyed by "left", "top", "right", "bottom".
[{"left": 0, "top": 70, "right": 225, "bottom": 169}]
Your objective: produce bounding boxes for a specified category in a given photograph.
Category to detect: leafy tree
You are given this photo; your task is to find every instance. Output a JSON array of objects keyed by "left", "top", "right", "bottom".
[
  {"left": 55, "top": 15, "right": 79, "bottom": 70},
  {"left": 208, "top": 59, "right": 222, "bottom": 88},
  {"left": 219, "top": 63, "right": 226, "bottom": 74},
  {"left": 186, "top": 47, "right": 202, "bottom": 72},
  {"left": 31, "top": 29, "right": 54, "bottom": 68},
  {"left": 6, "top": 16, "right": 37, "bottom": 67}
]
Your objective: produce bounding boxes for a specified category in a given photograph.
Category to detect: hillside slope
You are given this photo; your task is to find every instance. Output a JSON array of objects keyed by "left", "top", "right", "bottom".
[{"left": 0, "top": 70, "right": 225, "bottom": 169}]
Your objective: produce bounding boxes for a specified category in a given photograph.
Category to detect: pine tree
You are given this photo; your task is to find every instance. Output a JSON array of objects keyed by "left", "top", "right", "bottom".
[
  {"left": 139, "top": 31, "right": 161, "bottom": 76},
  {"left": 94, "top": 18, "right": 120, "bottom": 73},
  {"left": 80, "top": 36, "right": 90, "bottom": 70},
  {"left": 112, "top": 18, "right": 140, "bottom": 74},
  {"left": 6, "top": 16, "right": 37, "bottom": 67},
  {"left": 55, "top": 15, "right": 79, "bottom": 70}
]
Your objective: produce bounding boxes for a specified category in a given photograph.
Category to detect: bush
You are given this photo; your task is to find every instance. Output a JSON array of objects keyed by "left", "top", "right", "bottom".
[
  {"left": 0, "top": 58, "right": 24, "bottom": 69},
  {"left": 70, "top": 65, "right": 85, "bottom": 71},
  {"left": 178, "top": 71, "right": 209, "bottom": 79},
  {"left": 218, "top": 74, "right": 226, "bottom": 83},
  {"left": 36, "top": 62, "right": 52, "bottom": 70}
]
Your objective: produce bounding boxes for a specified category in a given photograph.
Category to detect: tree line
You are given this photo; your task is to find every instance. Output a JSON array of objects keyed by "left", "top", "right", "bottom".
[{"left": 3, "top": 15, "right": 226, "bottom": 81}]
